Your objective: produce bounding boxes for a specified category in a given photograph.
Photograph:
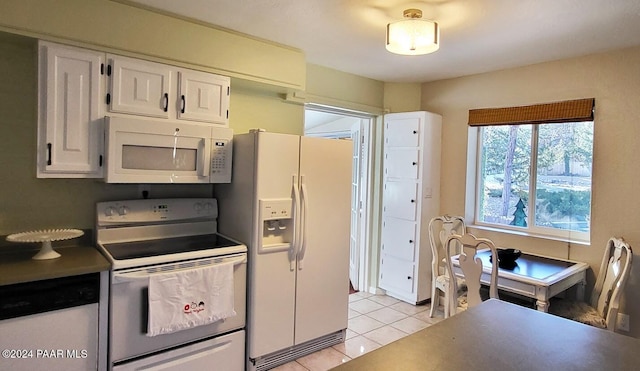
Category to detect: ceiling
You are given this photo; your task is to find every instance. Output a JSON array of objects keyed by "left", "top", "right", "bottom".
[{"left": 126, "top": 0, "right": 640, "bottom": 83}]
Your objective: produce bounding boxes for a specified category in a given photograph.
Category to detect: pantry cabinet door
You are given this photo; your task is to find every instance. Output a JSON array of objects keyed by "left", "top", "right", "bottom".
[
  {"left": 379, "top": 255, "right": 415, "bottom": 295},
  {"left": 381, "top": 218, "right": 417, "bottom": 261},
  {"left": 383, "top": 181, "right": 419, "bottom": 221},
  {"left": 385, "top": 148, "right": 420, "bottom": 179},
  {"left": 109, "top": 55, "right": 172, "bottom": 118},
  {"left": 37, "top": 41, "right": 103, "bottom": 178},
  {"left": 178, "top": 70, "right": 229, "bottom": 125},
  {"left": 384, "top": 118, "right": 421, "bottom": 147}
]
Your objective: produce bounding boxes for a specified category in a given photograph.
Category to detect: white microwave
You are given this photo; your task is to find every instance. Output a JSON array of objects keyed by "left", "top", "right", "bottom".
[{"left": 104, "top": 116, "right": 232, "bottom": 183}]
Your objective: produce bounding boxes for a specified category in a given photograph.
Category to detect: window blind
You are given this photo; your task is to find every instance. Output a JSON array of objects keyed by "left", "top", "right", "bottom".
[{"left": 468, "top": 98, "right": 594, "bottom": 126}]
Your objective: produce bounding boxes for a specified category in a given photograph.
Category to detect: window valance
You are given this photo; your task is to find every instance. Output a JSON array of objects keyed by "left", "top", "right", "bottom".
[{"left": 468, "top": 98, "right": 594, "bottom": 126}]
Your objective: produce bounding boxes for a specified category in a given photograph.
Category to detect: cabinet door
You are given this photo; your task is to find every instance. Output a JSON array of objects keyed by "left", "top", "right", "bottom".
[
  {"left": 109, "top": 55, "right": 172, "bottom": 118},
  {"left": 178, "top": 70, "right": 229, "bottom": 125},
  {"left": 385, "top": 148, "right": 419, "bottom": 179},
  {"left": 383, "top": 181, "right": 418, "bottom": 220},
  {"left": 381, "top": 218, "right": 416, "bottom": 261},
  {"left": 37, "top": 42, "right": 103, "bottom": 178},
  {"left": 385, "top": 117, "right": 420, "bottom": 147},
  {"left": 379, "top": 255, "right": 415, "bottom": 294}
]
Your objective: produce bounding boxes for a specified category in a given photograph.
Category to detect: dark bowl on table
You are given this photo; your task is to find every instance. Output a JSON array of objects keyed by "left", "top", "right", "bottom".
[{"left": 490, "top": 248, "right": 522, "bottom": 269}]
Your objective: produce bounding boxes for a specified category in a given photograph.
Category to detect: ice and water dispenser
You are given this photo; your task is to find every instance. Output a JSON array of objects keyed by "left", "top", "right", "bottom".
[{"left": 258, "top": 198, "right": 294, "bottom": 253}]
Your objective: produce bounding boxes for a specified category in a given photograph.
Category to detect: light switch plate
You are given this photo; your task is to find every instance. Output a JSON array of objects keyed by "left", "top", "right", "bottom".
[{"left": 616, "top": 313, "right": 630, "bottom": 331}]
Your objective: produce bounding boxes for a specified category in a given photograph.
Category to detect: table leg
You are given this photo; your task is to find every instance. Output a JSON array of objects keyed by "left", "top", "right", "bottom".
[
  {"left": 576, "top": 279, "right": 586, "bottom": 301},
  {"left": 535, "top": 299, "right": 549, "bottom": 312}
]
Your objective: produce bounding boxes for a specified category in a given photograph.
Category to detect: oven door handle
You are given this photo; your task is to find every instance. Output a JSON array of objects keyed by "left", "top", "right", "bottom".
[{"left": 112, "top": 255, "right": 246, "bottom": 284}]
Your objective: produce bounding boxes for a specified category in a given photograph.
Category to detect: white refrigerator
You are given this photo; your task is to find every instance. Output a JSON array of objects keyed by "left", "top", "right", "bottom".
[{"left": 216, "top": 130, "right": 352, "bottom": 371}]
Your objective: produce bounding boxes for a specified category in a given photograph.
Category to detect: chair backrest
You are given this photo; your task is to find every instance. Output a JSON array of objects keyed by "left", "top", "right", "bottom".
[
  {"left": 445, "top": 233, "right": 499, "bottom": 309},
  {"left": 591, "top": 237, "right": 633, "bottom": 330},
  {"left": 429, "top": 215, "right": 466, "bottom": 277}
]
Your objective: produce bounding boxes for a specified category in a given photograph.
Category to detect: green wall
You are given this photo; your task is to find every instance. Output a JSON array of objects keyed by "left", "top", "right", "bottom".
[
  {"left": 0, "top": 33, "right": 212, "bottom": 235},
  {"left": 0, "top": 0, "right": 391, "bottom": 236}
]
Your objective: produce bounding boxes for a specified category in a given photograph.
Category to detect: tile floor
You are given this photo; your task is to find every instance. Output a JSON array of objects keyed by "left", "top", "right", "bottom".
[{"left": 271, "top": 292, "right": 446, "bottom": 371}]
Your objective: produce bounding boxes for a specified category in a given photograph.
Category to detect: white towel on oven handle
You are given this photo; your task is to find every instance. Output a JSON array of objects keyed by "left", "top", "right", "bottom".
[{"left": 147, "top": 260, "right": 236, "bottom": 337}]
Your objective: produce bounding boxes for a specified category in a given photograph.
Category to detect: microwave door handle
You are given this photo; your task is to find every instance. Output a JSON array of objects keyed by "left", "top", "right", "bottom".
[
  {"left": 112, "top": 255, "right": 247, "bottom": 284},
  {"left": 200, "top": 138, "right": 211, "bottom": 178}
]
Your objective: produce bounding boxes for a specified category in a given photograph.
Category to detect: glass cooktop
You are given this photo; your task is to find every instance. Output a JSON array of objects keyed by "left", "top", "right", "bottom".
[{"left": 102, "top": 234, "right": 241, "bottom": 260}]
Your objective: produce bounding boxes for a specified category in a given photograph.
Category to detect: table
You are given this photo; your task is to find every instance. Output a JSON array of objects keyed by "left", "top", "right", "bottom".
[
  {"left": 332, "top": 299, "right": 640, "bottom": 371},
  {"left": 451, "top": 249, "right": 588, "bottom": 312}
]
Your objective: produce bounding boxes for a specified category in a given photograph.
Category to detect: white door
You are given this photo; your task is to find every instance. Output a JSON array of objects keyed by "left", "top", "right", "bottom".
[
  {"left": 349, "top": 123, "right": 361, "bottom": 291},
  {"left": 109, "top": 55, "right": 172, "bottom": 118},
  {"left": 38, "top": 41, "right": 104, "bottom": 178},
  {"left": 178, "top": 69, "right": 229, "bottom": 125},
  {"left": 294, "top": 136, "right": 351, "bottom": 345}
]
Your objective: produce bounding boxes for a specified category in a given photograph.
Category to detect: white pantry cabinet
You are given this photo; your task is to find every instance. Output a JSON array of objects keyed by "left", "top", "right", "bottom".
[
  {"left": 108, "top": 55, "right": 230, "bottom": 125},
  {"left": 37, "top": 41, "right": 104, "bottom": 178},
  {"left": 379, "top": 111, "right": 442, "bottom": 304}
]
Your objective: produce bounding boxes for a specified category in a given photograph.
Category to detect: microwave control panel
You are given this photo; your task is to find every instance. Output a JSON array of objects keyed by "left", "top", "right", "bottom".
[{"left": 210, "top": 138, "right": 232, "bottom": 183}]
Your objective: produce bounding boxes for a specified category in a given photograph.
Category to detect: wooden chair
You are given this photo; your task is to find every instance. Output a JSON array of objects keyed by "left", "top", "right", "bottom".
[
  {"left": 550, "top": 237, "right": 633, "bottom": 330},
  {"left": 428, "top": 215, "right": 466, "bottom": 318},
  {"left": 444, "top": 233, "right": 499, "bottom": 316}
]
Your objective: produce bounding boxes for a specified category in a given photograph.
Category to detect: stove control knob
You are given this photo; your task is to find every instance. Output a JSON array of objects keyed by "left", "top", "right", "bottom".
[
  {"left": 194, "top": 203, "right": 203, "bottom": 211},
  {"left": 118, "top": 206, "right": 129, "bottom": 216},
  {"left": 204, "top": 202, "right": 214, "bottom": 211},
  {"left": 104, "top": 206, "right": 117, "bottom": 217}
]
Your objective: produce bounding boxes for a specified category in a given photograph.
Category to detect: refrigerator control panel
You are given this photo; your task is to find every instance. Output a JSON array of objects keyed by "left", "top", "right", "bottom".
[{"left": 259, "top": 198, "right": 292, "bottom": 220}]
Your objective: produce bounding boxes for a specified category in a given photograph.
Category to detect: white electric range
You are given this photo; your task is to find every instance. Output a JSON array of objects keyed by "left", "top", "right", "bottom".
[{"left": 96, "top": 198, "right": 246, "bottom": 371}]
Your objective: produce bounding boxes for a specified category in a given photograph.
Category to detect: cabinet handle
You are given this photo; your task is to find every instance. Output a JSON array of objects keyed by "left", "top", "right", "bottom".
[
  {"left": 181, "top": 95, "right": 185, "bottom": 113},
  {"left": 46, "top": 143, "right": 52, "bottom": 165},
  {"left": 409, "top": 240, "right": 414, "bottom": 244},
  {"left": 413, "top": 130, "right": 417, "bottom": 134},
  {"left": 163, "top": 93, "right": 169, "bottom": 112},
  {"left": 410, "top": 199, "right": 415, "bottom": 203},
  {"left": 407, "top": 276, "right": 412, "bottom": 280},
  {"left": 412, "top": 162, "right": 417, "bottom": 165}
]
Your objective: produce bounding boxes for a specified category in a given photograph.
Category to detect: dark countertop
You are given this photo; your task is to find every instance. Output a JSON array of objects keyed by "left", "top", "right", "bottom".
[
  {"left": 0, "top": 233, "right": 110, "bottom": 286},
  {"left": 332, "top": 299, "right": 640, "bottom": 371}
]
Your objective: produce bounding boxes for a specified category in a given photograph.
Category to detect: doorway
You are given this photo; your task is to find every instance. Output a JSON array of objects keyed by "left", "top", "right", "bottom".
[{"left": 304, "top": 105, "right": 375, "bottom": 293}]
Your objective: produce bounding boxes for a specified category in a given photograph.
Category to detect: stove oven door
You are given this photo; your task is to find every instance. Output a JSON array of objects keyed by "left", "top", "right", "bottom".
[{"left": 109, "top": 253, "right": 246, "bottom": 365}]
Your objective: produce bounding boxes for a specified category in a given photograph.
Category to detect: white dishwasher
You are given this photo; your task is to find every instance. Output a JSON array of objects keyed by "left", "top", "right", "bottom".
[{"left": 0, "top": 273, "right": 100, "bottom": 371}]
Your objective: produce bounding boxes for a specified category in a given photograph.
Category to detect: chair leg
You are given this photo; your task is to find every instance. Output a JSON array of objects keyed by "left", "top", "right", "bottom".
[
  {"left": 429, "top": 284, "right": 439, "bottom": 318},
  {"left": 443, "top": 289, "right": 450, "bottom": 319},
  {"left": 448, "top": 290, "right": 457, "bottom": 317}
]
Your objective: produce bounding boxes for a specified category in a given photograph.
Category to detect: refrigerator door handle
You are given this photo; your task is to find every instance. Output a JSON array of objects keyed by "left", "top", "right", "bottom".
[
  {"left": 290, "top": 174, "right": 301, "bottom": 271},
  {"left": 298, "top": 175, "right": 309, "bottom": 270}
]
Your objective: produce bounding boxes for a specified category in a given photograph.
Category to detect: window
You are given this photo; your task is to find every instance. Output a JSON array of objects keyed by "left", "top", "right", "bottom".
[{"left": 469, "top": 99, "right": 594, "bottom": 243}]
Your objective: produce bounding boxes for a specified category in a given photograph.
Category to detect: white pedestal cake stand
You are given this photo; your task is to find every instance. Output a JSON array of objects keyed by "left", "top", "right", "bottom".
[{"left": 6, "top": 229, "right": 84, "bottom": 260}]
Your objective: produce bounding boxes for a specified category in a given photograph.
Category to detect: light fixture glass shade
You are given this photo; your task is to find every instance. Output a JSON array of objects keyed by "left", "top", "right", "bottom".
[{"left": 386, "top": 17, "right": 439, "bottom": 55}]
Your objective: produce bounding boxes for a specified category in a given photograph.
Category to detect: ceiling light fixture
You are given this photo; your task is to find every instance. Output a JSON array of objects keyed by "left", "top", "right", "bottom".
[{"left": 386, "top": 8, "right": 439, "bottom": 56}]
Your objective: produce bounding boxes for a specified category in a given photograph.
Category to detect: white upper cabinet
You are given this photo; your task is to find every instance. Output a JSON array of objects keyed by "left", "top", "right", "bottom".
[
  {"left": 178, "top": 70, "right": 230, "bottom": 124},
  {"left": 37, "top": 41, "right": 231, "bottom": 179},
  {"left": 108, "top": 55, "right": 230, "bottom": 126},
  {"left": 37, "top": 41, "right": 104, "bottom": 178},
  {"left": 108, "top": 55, "right": 172, "bottom": 119}
]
